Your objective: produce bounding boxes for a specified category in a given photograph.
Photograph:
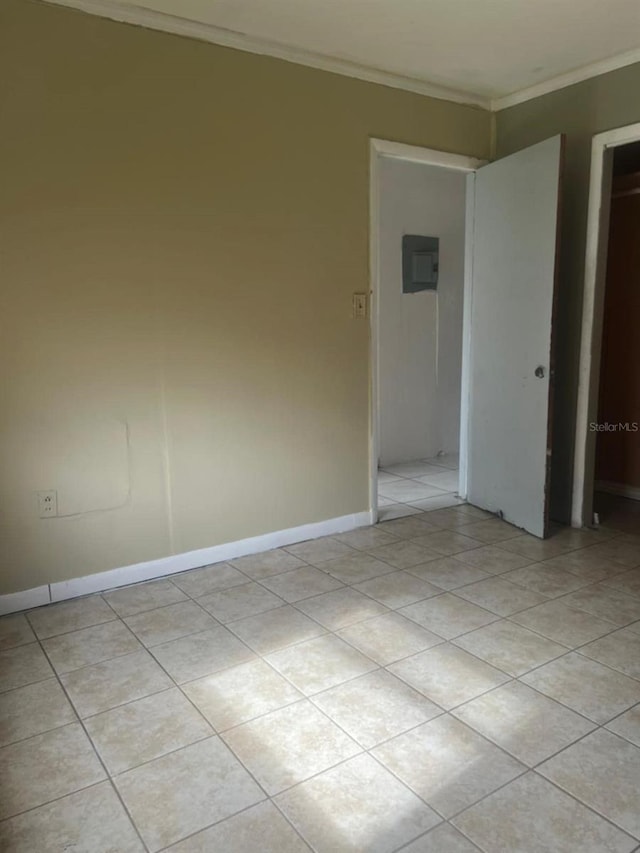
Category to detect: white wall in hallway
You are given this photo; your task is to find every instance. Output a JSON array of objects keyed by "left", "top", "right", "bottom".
[{"left": 378, "top": 158, "right": 466, "bottom": 466}]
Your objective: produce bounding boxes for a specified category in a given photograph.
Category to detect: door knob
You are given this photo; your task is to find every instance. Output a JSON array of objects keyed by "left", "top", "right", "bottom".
[{"left": 534, "top": 366, "right": 545, "bottom": 378}]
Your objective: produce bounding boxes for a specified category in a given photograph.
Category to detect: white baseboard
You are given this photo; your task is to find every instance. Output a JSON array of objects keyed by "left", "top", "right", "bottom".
[
  {"left": 0, "top": 586, "right": 51, "bottom": 617},
  {"left": 595, "top": 481, "right": 640, "bottom": 501},
  {"left": 0, "top": 509, "right": 374, "bottom": 616}
]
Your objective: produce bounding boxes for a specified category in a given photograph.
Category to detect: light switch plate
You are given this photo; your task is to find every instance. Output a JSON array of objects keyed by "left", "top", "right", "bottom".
[{"left": 352, "top": 292, "right": 368, "bottom": 319}]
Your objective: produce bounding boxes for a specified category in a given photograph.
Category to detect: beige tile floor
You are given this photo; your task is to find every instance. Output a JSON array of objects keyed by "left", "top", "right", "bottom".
[
  {"left": 1, "top": 504, "right": 640, "bottom": 851},
  {"left": 377, "top": 454, "right": 463, "bottom": 520}
]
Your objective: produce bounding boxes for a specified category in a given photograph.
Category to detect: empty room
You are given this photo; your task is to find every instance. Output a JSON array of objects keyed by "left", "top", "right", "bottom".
[{"left": 1, "top": 0, "right": 640, "bottom": 851}]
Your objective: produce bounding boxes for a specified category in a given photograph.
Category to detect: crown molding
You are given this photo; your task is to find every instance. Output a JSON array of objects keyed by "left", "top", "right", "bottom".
[
  {"left": 42, "top": 0, "right": 490, "bottom": 109},
  {"left": 492, "top": 46, "right": 640, "bottom": 111},
  {"left": 39, "top": 1, "right": 640, "bottom": 115}
]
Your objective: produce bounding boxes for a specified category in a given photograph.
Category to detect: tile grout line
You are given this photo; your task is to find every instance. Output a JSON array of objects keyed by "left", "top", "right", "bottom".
[
  {"left": 527, "top": 768, "right": 640, "bottom": 844},
  {"left": 162, "top": 647, "right": 371, "bottom": 851},
  {"left": 124, "top": 540, "right": 632, "bottom": 844},
  {"left": 10, "top": 620, "right": 152, "bottom": 853},
  {"left": 448, "top": 760, "right": 638, "bottom": 853},
  {"left": 104, "top": 581, "right": 359, "bottom": 853},
  {"left": 0, "top": 697, "right": 633, "bottom": 841},
  {"left": 23, "top": 598, "right": 267, "bottom": 845},
  {"left": 4, "top": 558, "right": 639, "bottom": 704},
  {"left": 208, "top": 593, "right": 579, "bottom": 831},
  {"left": 4, "top": 599, "right": 639, "bottom": 735},
  {"left": 444, "top": 760, "right": 639, "bottom": 847},
  {"left": 390, "top": 819, "right": 479, "bottom": 853},
  {"left": 369, "top": 732, "right": 529, "bottom": 824},
  {"left": 3, "top": 505, "right": 639, "bottom": 850},
  {"left": 50, "top": 598, "right": 310, "bottom": 850},
  {"left": 0, "top": 780, "right": 128, "bottom": 834},
  {"left": 167, "top": 540, "right": 639, "bottom": 663}
]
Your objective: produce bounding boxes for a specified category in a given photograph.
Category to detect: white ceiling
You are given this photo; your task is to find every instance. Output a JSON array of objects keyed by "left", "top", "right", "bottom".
[{"left": 52, "top": 0, "right": 640, "bottom": 107}]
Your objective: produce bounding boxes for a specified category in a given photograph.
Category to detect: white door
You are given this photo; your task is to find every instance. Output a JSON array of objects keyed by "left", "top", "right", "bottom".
[{"left": 467, "top": 135, "right": 564, "bottom": 538}]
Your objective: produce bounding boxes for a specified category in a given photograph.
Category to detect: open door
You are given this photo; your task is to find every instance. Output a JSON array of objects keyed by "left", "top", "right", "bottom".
[{"left": 467, "top": 135, "right": 564, "bottom": 538}]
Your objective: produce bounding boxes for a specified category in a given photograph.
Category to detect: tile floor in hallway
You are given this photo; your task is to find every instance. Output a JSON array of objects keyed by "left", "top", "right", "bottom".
[
  {"left": 377, "top": 454, "right": 462, "bottom": 521},
  {"left": 2, "top": 504, "right": 640, "bottom": 851}
]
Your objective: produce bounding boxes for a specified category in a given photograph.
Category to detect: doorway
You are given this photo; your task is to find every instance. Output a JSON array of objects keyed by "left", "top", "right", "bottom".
[
  {"left": 370, "top": 136, "right": 564, "bottom": 536},
  {"left": 593, "top": 142, "right": 640, "bottom": 530},
  {"left": 572, "top": 122, "right": 640, "bottom": 529},
  {"left": 369, "top": 141, "right": 481, "bottom": 522}
]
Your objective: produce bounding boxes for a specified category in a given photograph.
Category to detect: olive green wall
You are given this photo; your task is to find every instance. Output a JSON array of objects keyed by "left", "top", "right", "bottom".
[
  {"left": 0, "top": 0, "right": 490, "bottom": 594},
  {"left": 496, "top": 63, "right": 640, "bottom": 522}
]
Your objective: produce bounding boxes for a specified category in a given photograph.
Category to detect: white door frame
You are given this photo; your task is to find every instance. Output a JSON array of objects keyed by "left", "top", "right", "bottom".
[
  {"left": 571, "top": 121, "right": 640, "bottom": 528},
  {"left": 369, "top": 139, "right": 484, "bottom": 520}
]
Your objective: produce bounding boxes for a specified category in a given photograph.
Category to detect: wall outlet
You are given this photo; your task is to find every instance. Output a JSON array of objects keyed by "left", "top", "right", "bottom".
[{"left": 37, "top": 490, "right": 58, "bottom": 518}]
